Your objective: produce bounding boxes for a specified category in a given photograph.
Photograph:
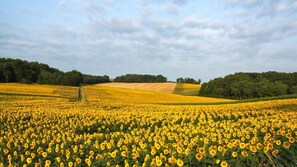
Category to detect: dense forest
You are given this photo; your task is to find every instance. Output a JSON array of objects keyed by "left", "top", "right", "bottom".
[
  {"left": 176, "top": 77, "right": 201, "bottom": 84},
  {"left": 114, "top": 74, "right": 167, "bottom": 83},
  {"left": 199, "top": 72, "right": 297, "bottom": 99},
  {"left": 0, "top": 58, "right": 110, "bottom": 86}
]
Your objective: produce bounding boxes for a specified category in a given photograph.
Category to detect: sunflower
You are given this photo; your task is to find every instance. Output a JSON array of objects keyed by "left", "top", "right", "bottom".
[
  {"left": 111, "top": 151, "right": 117, "bottom": 158},
  {"left": 31, "top": 152, "right": 35, "bottom": 159},
  {"left": 250, "top": 145, "right": 257, "bottom": 153},
  {"left": 216, "top": 159, "right": 220, "bottom": 164},
  {"left": 89, "top": 150, "right": 95, "bottom": 156},
  {"left": 289, "top": 137, "right": 295, "bottom": 143},
  {"left": 155, "top": 143, "right": 161, "bottom": 150},
  {"left": 221, "top": 161, "right": 228, "bottom": 167},
  {"left": 168, "top": 156, "right": 176, "bottom": 164},
  {"left": 241, "top": 151, "right": 248, "bottom": 158},
  {"left": 195, "top": 153, "right": 203, "bottom": 160},
  {"left": 256, "top": 143, "right": 263, "bottom": 150},
  {"left": 156, "top": 159, "right": 163, "bottom": 167},
  {"left": 3, "top": 149, "right": 9, "bottom": 155},
  {"left": 151, "top": 149, "right": 156, "bottom": 155},
  {"left": 232, "top": 152, "right": 237, "bottom": 158},
  {"left": 45, "top": 160, "right": 51, "bottom": 166},
  {"left": 239, "top": 142, "right": 246, "bottom": 149},
  {"left": 26, "top": 157, "right": 32, "bottom": 164},
  {"left": 163, "top": 149, "right": 169, "bottom": 155},
  {"left": 121, "top": 151, "right": 127, "bottom": 157},
  {"left": 283, "top": 142, "right": 290, "bottom": 149},
  {"left": 275, "top": 140, "right": 281, "bottom": 146},
  {"left": 176, "top": 159, "right": 184, "bottom": 167},
  {"left": 85, "top": 158, "right": 91, "bottom": 166},
  {"left": 209, "top": 149, "right": 217, "bottom": 157},
  {"left": 76, "top": 158, "right": 82, "bottom": 164},
  {"left": 68, "top": 161, "right": 73, "bottom": 167},
  {"left": 267, "top": 143, "right": 273, "bottom": 150},
  {"left": 272, "top": 149, "right": 279, "bottom": 156},
  {"left": 42, "top": 152, "right": 47, "bottom": 158},
  {"left": 198, "top": 147, "right": 205, "bottom": 154},
  {"left": 177, "top": 147, "right": 182, "bottom": 154},
  {"left": 218, "top": 146, "right": 223, "bottom": 152}
]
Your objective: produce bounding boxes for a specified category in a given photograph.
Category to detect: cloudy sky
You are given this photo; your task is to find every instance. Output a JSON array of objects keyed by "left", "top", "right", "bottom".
[{"left": 1, "top": 0, "right": 297, "bottom": 81}]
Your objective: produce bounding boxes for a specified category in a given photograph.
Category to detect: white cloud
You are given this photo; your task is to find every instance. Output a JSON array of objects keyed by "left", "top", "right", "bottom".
[
  {"left": 161, "top": 3, "right": 181, "bottom": 15},
  {"left": 1, "top": 0, "right": 297, "bottom": 81},
  {"left": 83, "top": 0, "right": 103, "bottom": 13}
]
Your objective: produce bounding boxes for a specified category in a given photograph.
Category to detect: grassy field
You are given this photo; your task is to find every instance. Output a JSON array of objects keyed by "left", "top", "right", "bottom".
[
  {"left": 172, "top": 83, "right": 201, "bottom": 96},
  {"left": 0, "top": 83, "right": 297, "bottom": 166}
]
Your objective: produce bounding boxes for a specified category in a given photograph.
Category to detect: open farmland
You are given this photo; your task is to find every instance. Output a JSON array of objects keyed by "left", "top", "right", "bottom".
[
  {"left": 98, "top": 82, "right": 177, "bottom": 93},
  {"left": 84, "top": 84, "right": 232, "bottom": 104},
  {"left": 0, "top": 83, "right": 78, "bottom": 100},
  {"left": 0, "top": 83, "right": 297, "bottom": 166},
  {"left": 173, "top": 83, "right": 201, "bottom": 96}
]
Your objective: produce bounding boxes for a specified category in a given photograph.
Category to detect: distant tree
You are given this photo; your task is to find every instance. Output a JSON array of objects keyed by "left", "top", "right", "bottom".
[
  {"left": 82, "top": 74, "right": 110, "bottom": 84},
  {"left": 176, "top": 77, "right": 184, "bottom": 83},
  {"left": 231, "top": 81, "right": 255, "bottom": 99},
  {"left": 0, "top": 58, "right": 110, "bottom": 86},
  {"left": 114, "top": 74, "right": 167, "bottom": 83},
  {"left": 64, "top": 70, "right": 83, "bottom": 86},
  {"left": 176, "top": 77, "right": 201, "bottom": 84},
  {"left": 156, "top": 75, "right": 167, "bottom": 82},
  {"left": 291, "top": 85, "right": 297, "bottom": 94},
  {"left": 273, "top": 81, "right": 288, "bottom": 96},
  {"left": 199, "top": 72, "right": 296, "bottom": 99}
]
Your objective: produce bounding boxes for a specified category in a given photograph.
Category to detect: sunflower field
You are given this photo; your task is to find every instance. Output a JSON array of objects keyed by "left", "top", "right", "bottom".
[{"left": 0, "top": 84, "right": 297, "bottom": 167}]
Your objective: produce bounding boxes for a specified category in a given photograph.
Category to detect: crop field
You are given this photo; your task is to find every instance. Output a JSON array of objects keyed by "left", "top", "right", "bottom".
[
  {"left": 173, "top": 84, "right": 201, "bottom": 96},
  {"left": 98, "top": 82, "right": 177, "bottom": 93},
  {"left": 1, "top": 83, "right": 297, "bottom": 166},
  {"left": 0, "top": 83, "right": 78, "bottom": 100},
  {"left": 84, "top": 85, "right": 232, "bottom": 104}
]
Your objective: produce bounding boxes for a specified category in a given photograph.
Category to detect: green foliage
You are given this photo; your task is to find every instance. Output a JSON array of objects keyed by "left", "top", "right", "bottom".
[
  {"left": 114, "top": 74, "right": 167, "bottom": 83},
  {"left": 0, "top": 58, "right": 110, "bottom": 86},
  {"left": 83, "top": 75, "right": 110, "bottom": 84},
  {"left": 176, "top": 77, "right": 201, "bottom": 84},
  {"left": 199, "top": 72, "right": 297, "bottom": 99}
]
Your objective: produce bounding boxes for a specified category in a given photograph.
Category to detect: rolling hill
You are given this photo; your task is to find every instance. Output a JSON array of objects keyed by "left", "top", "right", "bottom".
[{"left": 98, "top": 82, "right": 177, "bottom": 93}]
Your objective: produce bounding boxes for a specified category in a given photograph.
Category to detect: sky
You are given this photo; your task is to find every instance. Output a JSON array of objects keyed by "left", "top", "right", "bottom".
[{"left": 1, "top": 0, "right": 297, "bottom": 82}]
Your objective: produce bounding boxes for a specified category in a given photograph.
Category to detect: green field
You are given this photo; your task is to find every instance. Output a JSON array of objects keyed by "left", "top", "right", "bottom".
[{"left": 173, "top": 83, "right": 201, "bottom": 96}]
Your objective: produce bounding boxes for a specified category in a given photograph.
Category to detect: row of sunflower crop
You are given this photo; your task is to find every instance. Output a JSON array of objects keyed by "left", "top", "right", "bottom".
[
  {"left": 1, "top": 93, "right": 297, "bottom": 166},
  {"left": 0, "top": 83, "right": 78, "bottom": 100}
]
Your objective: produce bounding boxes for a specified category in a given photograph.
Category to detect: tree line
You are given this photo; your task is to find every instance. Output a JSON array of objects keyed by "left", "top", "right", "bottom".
[
  {"left": 114, "top": 74, "right": 167, "bottom": 83},
  {"left": 199, "top": 72, "right": 297, "bottom": 99},
  {"left": 176, "top": 77, "right": 201, "bottom": 84},
  {"left": 0, "top": 58, "right": 110, "bottom": 86}
]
